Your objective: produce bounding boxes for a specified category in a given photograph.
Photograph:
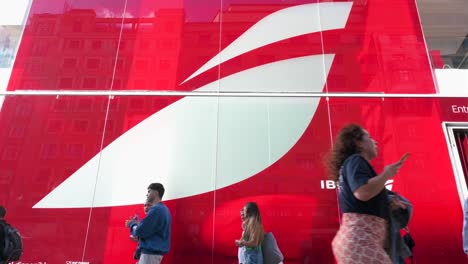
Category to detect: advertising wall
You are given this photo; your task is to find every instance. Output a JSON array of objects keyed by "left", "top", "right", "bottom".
[{"left": 0, "top": 0, "right": 467, "bottom": 263}]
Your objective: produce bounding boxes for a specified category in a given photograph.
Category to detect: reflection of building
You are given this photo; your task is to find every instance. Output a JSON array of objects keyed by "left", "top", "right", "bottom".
[
  {"left": 418, "top": 0, "right": 468, "bottom": 69},
  {"left": 0, "top": 2, "right": 368, "bottom": 210},
  {"left": 178, "top": 4, "right": 293, "bottom": 87},
  {"left": 0, "top": 25, "right": 22, "bottom": 68},
  {"left": 15, "top": 8, "right": 184, "bottom": 91},
  {"left": 1, "top": 8, "right": 186, "bottom": 204},
  {"left": 446, "top": 33, "right": 468, "bottom": 68},
  {"left": 0, "top": 11, "right": 183, "bottom": 219}
]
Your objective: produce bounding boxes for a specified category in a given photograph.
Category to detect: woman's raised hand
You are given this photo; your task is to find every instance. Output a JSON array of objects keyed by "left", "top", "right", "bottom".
[{"left": 384, "top": 152, "right": 410, "bottom": 178}]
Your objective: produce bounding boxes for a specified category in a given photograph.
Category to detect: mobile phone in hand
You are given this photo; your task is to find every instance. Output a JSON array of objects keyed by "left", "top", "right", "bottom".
[{"left": 399, "top": 152, "right": 410, "bottom": 163}]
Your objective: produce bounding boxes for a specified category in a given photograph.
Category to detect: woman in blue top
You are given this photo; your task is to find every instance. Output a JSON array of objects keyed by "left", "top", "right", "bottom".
[
  {"left": 328, "top": 124, "right": 407, "bottom": 264},
  {"left": 235, "top": 202, "right": 265, "bottom": 264}
]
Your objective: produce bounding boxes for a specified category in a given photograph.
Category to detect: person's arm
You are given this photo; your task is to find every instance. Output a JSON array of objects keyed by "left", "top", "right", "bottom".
[
  {"left": 131, "top": 207, "right": 162, "bottom": 239},
  {"left": 240, "top": 237, "right": 260, "bottom": 248},
  {"left": 239, "top": 229, "right": 262, "bottom": 247},
  {"left": 235, "top": 231, "right": 245, "bottom": 247},
  {"left": 354, "top": 160, "right": 403, "bottom": 202}
]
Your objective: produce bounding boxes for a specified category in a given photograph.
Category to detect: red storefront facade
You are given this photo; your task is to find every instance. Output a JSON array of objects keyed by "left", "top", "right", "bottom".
[{"left": 0, "top": 0, "right": 468, "bottom": 263}]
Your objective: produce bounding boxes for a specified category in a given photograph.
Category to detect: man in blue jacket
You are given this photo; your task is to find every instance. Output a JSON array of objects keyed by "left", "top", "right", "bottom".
[{"left": 127, "top": 183, "right": 171, "bottom": 264}]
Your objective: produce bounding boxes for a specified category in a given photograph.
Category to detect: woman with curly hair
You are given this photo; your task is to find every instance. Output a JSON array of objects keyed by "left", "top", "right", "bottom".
[
  {"left": 329, "top": 124, "right": 407, "bottom": 264},
  {"left": 235, "top": 202, "right": 265, "bottom": 264}
]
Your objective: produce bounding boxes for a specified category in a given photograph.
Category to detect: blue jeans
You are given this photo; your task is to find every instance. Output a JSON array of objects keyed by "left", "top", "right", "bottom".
[
  {"left": 244, "top": 247, "right": 263, "bottom": 264},
  {"left": 238, "top": 246, "right": 245, "bottom": 263}
]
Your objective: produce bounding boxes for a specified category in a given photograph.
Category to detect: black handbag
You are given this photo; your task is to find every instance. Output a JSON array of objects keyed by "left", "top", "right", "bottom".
[
  {"left": 133, "top": 247, "right": 141, "bottom": 260},
  {"left": 403, "top": 230, "right": 415, "bottom": 264},
  {"left": 404, "top": 232, "right": 415, "bottom": 249}
]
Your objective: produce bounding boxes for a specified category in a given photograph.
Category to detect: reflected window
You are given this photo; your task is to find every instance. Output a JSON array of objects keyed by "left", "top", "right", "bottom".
[
  {"left": 417, "top": 1, "right": 468, "bottom": 69},
  {"left": 135, "top": 59, "right": 149, "bottom": 71},
  {"left": 8, "top": 126, "right": 26, "bottom": 138},
  {"left": 67, "top": 40, "right": 82, "bottom": 49},
  {"left": 129, "top": 98, "right": 144, "bottom": 110},
  {"left": 46, "top": 120, "right": 64, "bottom": 133},
  {"left": 159, "top": 59, "right": 171, "bottom": 70},
  {"left": 0, "top": 170, "right": 13, "bottom": 184},
  {"left": 72, "top": 22, "right": 82, "bottom": 33},
  {"left": 75, "top": 98, "right": 93, "bottom": 111},
  {"left": 63, "top": 58, "right": 77, "bottom": 68},
  {"left": 15, "top": 102, "right": 32, "bottom": 116},
  {"left": 92, "top": 40, "right": 102, "bottom": 50},
  {"left": 1, "top": 146, "right": 20, "bottom": 161},
  {"left": 86, "top": 58, "right": 100, "bottom": 69},
  {"left": 31, "top": 42, "right": 48, "bottom": 56},
  {"left": 41, "top": 144, "right": 58, "bottom": 159},
  {"left": 58, "top": 78, "right": 73, "bottom": 89},
  {"left": 36, "top": 23, "right": 54, "bottom": 35},
  {"left": 35, "top": 168, "right": 53, "bottom": 184},
  {"left": 72, "top": 120, "right": 89, "bottom": 133},
  {"left": 52, "top": 98, "right": 70, "bottom": 112},
  {"left": 20, "top": 80, "right": 37, "bottom": 89},
  {"left": 398, "top": 70, "right": 411, "bottom": 82},
  {"left": 66, "top": 144, "right": 84, "bottom": 159},
  {"left": 115, "top": 58, "right": 125, "bottom": 70},
  {"left": 82, "top": 77, "right": 97, "bottom": 89},
  {"left": 27, "top": 63, "right": 42, "bottom": 73}
]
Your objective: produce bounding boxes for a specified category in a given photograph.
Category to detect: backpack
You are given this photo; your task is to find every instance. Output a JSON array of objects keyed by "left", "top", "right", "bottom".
[
  {"left": 262, "top": 232, "right": 283, "bottom": 264},
  {"left": 1, "top": 222, "right": 23, "bottom": 262}
]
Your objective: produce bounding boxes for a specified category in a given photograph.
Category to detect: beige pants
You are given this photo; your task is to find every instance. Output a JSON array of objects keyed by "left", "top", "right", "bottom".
[{"left": 138, "top": 254, "right": 163, "bottom": 264}]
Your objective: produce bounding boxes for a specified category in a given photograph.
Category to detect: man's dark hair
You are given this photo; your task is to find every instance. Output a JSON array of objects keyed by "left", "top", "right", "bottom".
[
  {"left": 0, "top": 206, "right": 6, "bottom": 218},
  {"left": 148, "top": 183, "right": 165, "bottom": 199}
]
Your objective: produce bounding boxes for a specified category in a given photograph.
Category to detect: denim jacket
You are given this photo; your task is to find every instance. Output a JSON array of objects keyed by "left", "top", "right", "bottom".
[{"left": 387, "top": 192, "right": 413, "bottom": 264}]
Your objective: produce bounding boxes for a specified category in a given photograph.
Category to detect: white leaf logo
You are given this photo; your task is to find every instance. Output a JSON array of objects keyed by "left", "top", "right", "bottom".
[{"left": 34, "top": 2, "right": 352, "bottom": 208}]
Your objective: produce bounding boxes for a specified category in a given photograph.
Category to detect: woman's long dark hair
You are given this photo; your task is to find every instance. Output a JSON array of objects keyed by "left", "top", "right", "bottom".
[
  {"left": 327, "top": 124, "right": 365, "bottom": 181},
  {"left": 242, "top": 202, "right": 264, "bottom": 246}
]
